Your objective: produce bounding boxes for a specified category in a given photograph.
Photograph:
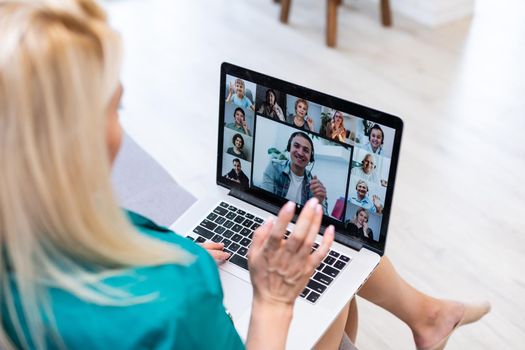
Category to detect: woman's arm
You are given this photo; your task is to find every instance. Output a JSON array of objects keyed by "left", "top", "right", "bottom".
[{"left": 246, "top": 199, "right": 334, "bottom": 350}]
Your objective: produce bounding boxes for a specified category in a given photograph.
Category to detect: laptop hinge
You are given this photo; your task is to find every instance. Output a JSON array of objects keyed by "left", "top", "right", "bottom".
[
  {"left": 333, "top": 230, "right": 364, "bottom": 251},
  {"left": 228, "top": 188, "right": 281, "bottom": 217}
]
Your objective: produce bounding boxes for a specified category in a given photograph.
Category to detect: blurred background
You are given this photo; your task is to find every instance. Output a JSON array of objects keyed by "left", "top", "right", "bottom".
[{"left": 103, "top": 0, "right": 525, "bottom": 348}]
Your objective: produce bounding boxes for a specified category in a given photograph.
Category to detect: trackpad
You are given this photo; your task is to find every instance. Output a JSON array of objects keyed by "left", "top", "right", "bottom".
[{"left": 219, "top": 268, "right": 253, "bottom": 331}]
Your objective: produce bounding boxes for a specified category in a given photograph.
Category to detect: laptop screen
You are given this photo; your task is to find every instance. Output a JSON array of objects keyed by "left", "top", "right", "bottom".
[{"left": 217, "top": 63, "right": 403, "bottom": 255}]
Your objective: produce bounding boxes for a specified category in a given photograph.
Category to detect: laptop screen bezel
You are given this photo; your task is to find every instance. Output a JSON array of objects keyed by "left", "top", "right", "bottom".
[{"left": 216, "top": 62, "right": 403, "bottom": 256}]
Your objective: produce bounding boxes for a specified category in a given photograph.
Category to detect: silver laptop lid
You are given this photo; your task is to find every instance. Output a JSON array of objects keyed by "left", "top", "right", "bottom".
[{"left": 216, "top": 63, "right": 403, "bottom": 256}]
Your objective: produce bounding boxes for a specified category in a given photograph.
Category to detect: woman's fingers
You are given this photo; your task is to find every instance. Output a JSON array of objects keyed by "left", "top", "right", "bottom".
[
  {"left": 311, "top": 225, "right": 334, "bottom": 267},
  {"left": 286, "top": 198, "right": 318, "bottom": 253},
  {"left": 200, "top": 242, "right": 230, "bottom": 262},
  {"left": 249, "top": 217, "right": 273, "bottom": 259},
  {"left": 264, "top": 201, "right": 295, "bottom": 251}
]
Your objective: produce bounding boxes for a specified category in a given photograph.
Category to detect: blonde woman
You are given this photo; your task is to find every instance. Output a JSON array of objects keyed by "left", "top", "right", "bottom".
[
  {"left": 326, "top": 110, "right": 347, "bottom": 142},
  {"left": 0, "top": 1, "right": 334, "bottom": 349},
  {"left": 0, "top": 1, "right": 490, "bottom": 350}
]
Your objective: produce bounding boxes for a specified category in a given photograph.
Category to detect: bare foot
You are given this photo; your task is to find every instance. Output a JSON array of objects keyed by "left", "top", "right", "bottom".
[{"left": 412, "top": 300, "right": 490, "bottom": 350}]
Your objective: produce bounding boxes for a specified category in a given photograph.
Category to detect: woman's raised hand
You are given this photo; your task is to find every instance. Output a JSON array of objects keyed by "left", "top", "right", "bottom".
[{"left": 248, "top": 198, "right": 334, "bottom": 305}]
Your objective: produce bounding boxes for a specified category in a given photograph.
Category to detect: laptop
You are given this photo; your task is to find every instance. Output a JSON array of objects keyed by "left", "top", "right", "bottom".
[{"left": 171, "top": 62, "right": 403, "bottom": 348}]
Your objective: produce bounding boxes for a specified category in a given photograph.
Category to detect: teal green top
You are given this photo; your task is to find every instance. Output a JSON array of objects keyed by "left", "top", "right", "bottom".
[{"left": 3, "top": 211, "right": 245, "bottom": 349}]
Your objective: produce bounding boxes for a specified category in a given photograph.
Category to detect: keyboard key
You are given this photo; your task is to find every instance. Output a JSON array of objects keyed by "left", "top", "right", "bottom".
[
  {"left": 316, "top": 263, "right": 325, "bottom": 271},
  {"left": 229, "top": 254, "right": 248, "bottom": 270},
  {"left": 285, "top": 230, "right": 291, "bottom": 237},
  {"left": 207, "top": 213, "right": 218, "bottom": 221},
  {"left": 199, "top": 219, "right": 217, "bottom": 231},
  {"left": 251, "top": 223, "right": 260, "bottom": 230},
  {"left": 254, "top": 217, "right": 264, "bottom": 224},
  {"left": 237, "top": 209, "right": 246, "bottom": 215},
  {"left": 312, "top": 242, "right": 319, "bottom": 249},
  {"left": 234, "top": 216, "right": 245, "bottom": 224},
  {"left": 211, "top": 235, "right": 223, "bottom": 243},
  {"left": 242, "top": 219, "right": 254, "bottom": 228},
  {"left": 232, "top": 224, "right": 243, "bottom": 232},
  {"left": 196, "top": 236, "right": 206, "bottom": 243},
  {"left": 240, "top": 228, "right": 251, "bottom": 236},
  {"left": 237, "top": 247, "right": 248, "bottom": 256},
  {"left": 306, "top": 291, "right": 320, "bottom": 303},
  {"left": 220, "top": 202, "right": 229, "bottom": 208},
  {"left": 223, "top": 220, "right": 234, "bottom": 228},
  {"left": 213, "top": 206, "right": 228, "bottom": 216},
  {"left": 193, "top": 226, "right": 214, "bottom": 239},
  {"left": 231, "top": 234, "right": 242, "bottom": 242},
  {"left": 226, "top": 212, "right": 237, "bottom": 220},
  {"left": 185, "top": 236, "right": 194, "bottom": 241},
  {"left": 213, "top": 226, "right": 226, "bottom": 235},
  {"left": 229, "top": 243, "right": 240, "bottom": 252},
  {"left": 223, "top": 230, "right": 234, "bottom": 238},
  {"left": 240, "top": 238, "right": 251, "bottom": 247},
  {"left": 307, "top": 280, "right": 327, "bottom": 294},
  {"left": 214, "top": 216, "right": 226, "bottom": 225},
  {"left": 228, "top": 205, "right": 237, "bottom": 212},
  {"left": 300, "top": 288, "right": 310, "bottom": 298},
  {"left": 313, "top": 272, "right": 333, "bottom": 286},
  {"left": 322, "top": 265, "right": 340, "bottom": 278},
  {"left": 245, "top": 213, "right": 254, "bottom": 219},
  {"left": 339, "top": 255, "right": 350, "bottom": 262},
  {"left": 333, "top": 260, "right": 347, "bottom": 270},
  {"left": 328, "top": 251, "right": 340, "bottom": 258},
  {"left": 324, "top": 256, "right": 336, "bottom": 265},
  {"left": 222, "top": 239, "right": 232, "bottom": 248}
]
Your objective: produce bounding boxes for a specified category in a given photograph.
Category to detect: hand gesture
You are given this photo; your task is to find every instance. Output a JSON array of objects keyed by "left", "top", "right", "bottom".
[
  {"left": 248, "top": 199, "right": 334, "bottom": 305},
  {"left": 228, "top": 82, "right": 234, "bottom": 95},
  {"left": 362, "top": 222, "right": 370, "bottom": 238},
  {"left": 372, "top": 195, "right": 383, "bottom": 214},
  {"left": 310, "top": 176, "right": 326, "bottom": 203},
  {"left": 306, "top": 117, "right": 314, "bottom": 130},
  {"left": 200, "top": 242, "right": 230, "bottom": 262}
]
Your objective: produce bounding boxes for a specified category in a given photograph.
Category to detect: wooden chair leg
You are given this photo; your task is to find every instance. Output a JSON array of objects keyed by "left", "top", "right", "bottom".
[
  {"left": 280, "top": 0, "right": 291, "bottom": 24},
  {"left": 326, "top": 0, "right": 338, "bottom": 47},
  {"left": 380, "top": 0, "right": 392, "bottom": 26}
]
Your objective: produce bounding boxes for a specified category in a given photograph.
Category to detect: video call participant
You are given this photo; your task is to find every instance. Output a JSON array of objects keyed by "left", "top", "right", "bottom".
[
  {"left": 286, "top": 98, "right": 314, "bottom": 131},
  {"left": 262, "top": 132, "right": 327, "bottom": 213},
  {"left": 351, "top": 153, "right": 379, "bottom": 184},
  {"left": 348, "top": 207, "right": 374, "bottom": 240},
  {"left": 226, "top": 133, "right": 248, "bottom": 161},
  {"left": 225, "top": 107, "right": 251, "bottom": 136},
  {"left": 258, "top": 88, "right": 285, "bottom": 121},
  {"left": 350, "top": 179, "right": 383, "bottom": 214},
  {"left": 224, "top": 158, "right": 249, "bottom": 187},
  {"left": 365, "top": 124, "right": 385, "bottom": 155},
  {"left": 325, "top": 110, "right": 346, "bottom": 142},
  {"left": 226, "top": 78, "right": 255, "bottom": 111}
]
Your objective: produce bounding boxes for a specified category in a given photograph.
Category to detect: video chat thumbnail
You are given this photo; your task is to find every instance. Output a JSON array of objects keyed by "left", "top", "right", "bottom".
[{"left": 251, "top": 116, "right": 353, "bottom": 219}]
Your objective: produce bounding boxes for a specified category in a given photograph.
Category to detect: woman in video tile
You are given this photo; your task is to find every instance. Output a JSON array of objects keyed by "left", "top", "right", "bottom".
[
  {"left": 286, "top": 98, "right": 314, "bottom": 131},
  {"left": 350, "top": 179, "right": 383, "bottom": 214},
  {"left": 226, "top": 133, "right": 248, "bottom": 160},
  {"left": 225, "top": 107, "right": 251, "bottom": 136},
  {"left": 257, "top": 88, "right": 285, "bottom": 121},
  {"left": 365, "top": 124, "right": 385, "bottom": 155},
  {"left": 226, "top": 77, "right": 255, "bottom": 111},
  {"left": 351, "top": 153, "right": 379, "bottom": 184},
  {"left": 348, "top": 207, "right": 374, "bottom": 239},
  {"left": 325, "top": 110, "right": 347, "bottom": 142}
]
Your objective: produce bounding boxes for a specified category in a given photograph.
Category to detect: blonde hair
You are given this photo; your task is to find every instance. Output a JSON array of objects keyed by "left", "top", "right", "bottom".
[{"left": 0, "top": 1, "right": 192, "bottom": 349}]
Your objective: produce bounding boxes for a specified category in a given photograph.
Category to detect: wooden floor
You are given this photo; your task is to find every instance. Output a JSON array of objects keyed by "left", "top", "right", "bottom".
[{"left": 104, "top": 0, "right": 525, "bottom": 348}]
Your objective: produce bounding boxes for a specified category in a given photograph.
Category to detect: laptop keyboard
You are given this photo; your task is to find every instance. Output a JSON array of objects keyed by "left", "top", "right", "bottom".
[{"left": 186, "top": 202, "right": 352, "bottom": 304}]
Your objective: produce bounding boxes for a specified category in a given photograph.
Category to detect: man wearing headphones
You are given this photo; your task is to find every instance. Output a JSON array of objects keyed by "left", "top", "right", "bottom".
[
  {"left": 261, "top": 132, "right": 328, "bottom": 213},
  {"left": 225, "top": 107, "right": 251, "bottom": 136}
]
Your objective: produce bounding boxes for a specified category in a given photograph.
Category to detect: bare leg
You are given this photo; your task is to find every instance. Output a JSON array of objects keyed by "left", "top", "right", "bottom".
[
  {"left": 315, "top": 301, "right": 351, "bottom": 350},
  {"left": 357, "top": 256, "right": 489, "bottom": 350},
  {"left": 345, "top": 298, "right": 358, "bottom": 343}
]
